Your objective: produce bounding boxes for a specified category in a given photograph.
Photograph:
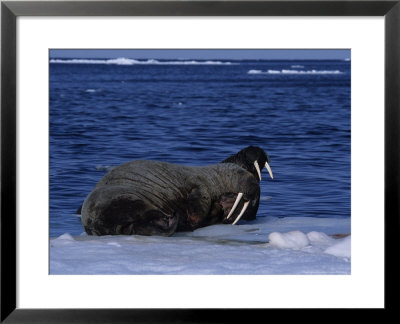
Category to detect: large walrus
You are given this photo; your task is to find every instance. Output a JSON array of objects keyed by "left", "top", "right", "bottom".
[{"left": 81, "top": 146, "right": 273, "bottom": 236}]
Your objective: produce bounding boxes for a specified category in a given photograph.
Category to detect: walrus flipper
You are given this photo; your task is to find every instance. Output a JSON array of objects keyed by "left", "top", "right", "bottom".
[{"left": 184, "top": 186, "right": 212, "bottom": 230}]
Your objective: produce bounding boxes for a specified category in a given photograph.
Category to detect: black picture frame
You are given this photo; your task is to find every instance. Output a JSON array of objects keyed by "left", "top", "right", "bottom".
[{"left": 1, "top": 0, "right": 399, "bottom": 322}]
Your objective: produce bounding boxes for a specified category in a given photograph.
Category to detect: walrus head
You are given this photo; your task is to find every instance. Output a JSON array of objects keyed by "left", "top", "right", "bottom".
[
  {"left": 222, "top": 145, "right": 273, "bottom": 182},
  {"left": 218, "top": 146, "right": 273, "bottom": 225}
]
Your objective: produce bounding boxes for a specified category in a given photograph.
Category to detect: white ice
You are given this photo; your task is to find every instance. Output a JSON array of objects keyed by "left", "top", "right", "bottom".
[
  {"left": 247, "top": 69, "right": 343, "bottom": 75},
  {"left": 50, "top": 216, "right": 350, "bottom": 275},
  {"left": 50, "top": 58, "right": 235, "bottom": 65}
]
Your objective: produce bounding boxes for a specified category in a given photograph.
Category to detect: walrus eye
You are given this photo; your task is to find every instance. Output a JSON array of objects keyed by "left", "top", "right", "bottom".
[
  {"left": 253, "top": 161, "right": 262, "bottom": 180},
  {"left": 265, "top": 161, "right": 274, "bottom": 179}
]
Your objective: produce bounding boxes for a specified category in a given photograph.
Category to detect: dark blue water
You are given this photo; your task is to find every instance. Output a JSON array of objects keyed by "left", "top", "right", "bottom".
[{"left": 49, "top": 59, "right": 351, "bottom": 237}]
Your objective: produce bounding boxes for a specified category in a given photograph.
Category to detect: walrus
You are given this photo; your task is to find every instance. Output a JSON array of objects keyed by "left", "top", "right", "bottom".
[{"left": 80, "top": 146, "right": 273, "bottom": 236}]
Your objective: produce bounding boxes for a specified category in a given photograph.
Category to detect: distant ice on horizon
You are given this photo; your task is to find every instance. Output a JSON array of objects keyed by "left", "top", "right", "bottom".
[
  {"left": 247, "top": 69, "right": 343, "bottom": 75},
  {"left": 49, "top": 58, "right": 235, "bottom": 65}
]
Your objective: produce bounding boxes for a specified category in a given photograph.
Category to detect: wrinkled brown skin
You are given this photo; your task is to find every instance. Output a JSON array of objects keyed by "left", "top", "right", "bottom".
[{"left": 81, "top": 160, "right": 259, "bottom": 236}]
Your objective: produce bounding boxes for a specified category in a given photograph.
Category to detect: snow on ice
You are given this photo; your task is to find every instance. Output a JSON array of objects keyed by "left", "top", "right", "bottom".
[{"left": 50, "top": 216, "right": 351, "bottom": 275}]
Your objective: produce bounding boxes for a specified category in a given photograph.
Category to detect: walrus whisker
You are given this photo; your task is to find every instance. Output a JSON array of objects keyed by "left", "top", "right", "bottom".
[
  {"left": 226, "top": 192, "right": 243, "bottom": 219},
  {"left": 265, "top": 161, "right": 274, "bottom": 179},
  {"left": 232, "top": 200, "right": 250, "bottom": 225},
  {"left": 254, "top": 161, "right": 262, "bottom": 180}
]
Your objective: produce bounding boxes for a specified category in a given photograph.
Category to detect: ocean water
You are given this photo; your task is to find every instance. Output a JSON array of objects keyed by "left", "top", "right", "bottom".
[{"left": 49, "top": 58, "right": 351, "bottom": 238}]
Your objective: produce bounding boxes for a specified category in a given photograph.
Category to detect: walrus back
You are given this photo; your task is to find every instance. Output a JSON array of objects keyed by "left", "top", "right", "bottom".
[{"left": 81, "top": 160, "right": 190, "bottom": 236}]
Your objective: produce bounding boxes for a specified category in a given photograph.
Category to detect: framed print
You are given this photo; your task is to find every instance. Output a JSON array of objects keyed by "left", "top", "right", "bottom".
[{"left": 1, "top": 0, "right": 399, "bottom": 322}]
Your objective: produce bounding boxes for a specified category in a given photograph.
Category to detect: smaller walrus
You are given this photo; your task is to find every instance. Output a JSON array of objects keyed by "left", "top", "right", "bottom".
[{"left": 81, "top": 146, "right": 273, "bottom": 236}]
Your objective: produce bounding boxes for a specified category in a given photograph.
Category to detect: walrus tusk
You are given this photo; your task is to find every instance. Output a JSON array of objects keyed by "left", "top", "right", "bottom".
[
  {"left": 254, "top": 161, "right": 262, "bottom": 180},
  {"left": 226, "top": 192, "right": 243, "bottom": 219},
  {"left": 265, "top": 161, "right": 274, "bottom": 179},
  {"left": 232, "top": 200, "right": 250, "bottom": 225}
]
